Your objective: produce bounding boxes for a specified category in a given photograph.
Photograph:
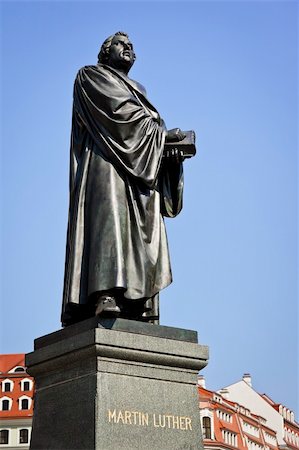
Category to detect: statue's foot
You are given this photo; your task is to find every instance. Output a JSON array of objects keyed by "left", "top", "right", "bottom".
[{"left": 95, "top": 295, "right": 121, "bottom": 317}]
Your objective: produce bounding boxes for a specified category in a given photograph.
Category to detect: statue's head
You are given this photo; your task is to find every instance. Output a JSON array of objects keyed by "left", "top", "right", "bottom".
[{"left": 98, "top": 31, "right": 136, "bottom": 74}]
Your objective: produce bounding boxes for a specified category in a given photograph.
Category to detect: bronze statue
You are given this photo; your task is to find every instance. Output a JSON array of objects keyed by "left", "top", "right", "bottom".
[{"left": 61, "top": 32, "right": 192, "bottom": 327}]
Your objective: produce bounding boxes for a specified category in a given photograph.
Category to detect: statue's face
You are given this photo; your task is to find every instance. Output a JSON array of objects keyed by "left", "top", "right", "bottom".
[{"left": 108, "top": 35, "right": 135, "bottom": 73}]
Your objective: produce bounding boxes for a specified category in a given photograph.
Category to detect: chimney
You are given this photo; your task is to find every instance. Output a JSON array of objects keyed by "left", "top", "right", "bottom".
[
  {"left": 219, "top": 388, "right": 229, "bottom": 400},
  {"left": 243, "top": 373, "right": 252, "bottom": 387},
  {"left": 197, "top": 375, "right": 206, "bottom": 388}
]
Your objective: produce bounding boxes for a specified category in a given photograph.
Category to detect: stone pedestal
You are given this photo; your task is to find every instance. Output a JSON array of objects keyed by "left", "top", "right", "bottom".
[{"left": 26, "top": 317, "right": 208, "bottom": 450}]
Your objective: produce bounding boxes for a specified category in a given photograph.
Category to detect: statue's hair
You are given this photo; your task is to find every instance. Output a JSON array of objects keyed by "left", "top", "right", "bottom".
[{"left": 98, "top": 31, "right": 135, "bottom": 64}]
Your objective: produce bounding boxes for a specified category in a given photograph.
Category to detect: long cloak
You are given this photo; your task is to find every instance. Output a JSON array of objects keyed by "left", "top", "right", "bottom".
[{"left": 61, "top": 64, "right": 183, "bottom": 324}]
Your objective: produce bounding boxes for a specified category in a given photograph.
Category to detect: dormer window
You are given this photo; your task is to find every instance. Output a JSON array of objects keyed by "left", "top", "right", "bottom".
[
  {"left": 8, "top": 366, "right": 26, "bottom": 374},
  {"left": 14, "top": 367, "right": 25, "bottom": 373},
  {"left": 18, "top": 395, "right": 31, "bottom": 411},
  {"left": 4, "top": 383, "right": 10, "bottom": 392},
  {"left": 1, "top": 397, "right": 12, "bottom": 411},
  {"left": 2, "top": 400, "right": 9, "bottom": 411},
  {"left": 1, "top": 379, "right": 13, "bottom": 393},
  {"left": 20, "top": 378, "right": 33, "bottom": 392},
  {"left": 21, "top": 399, "right": 29, "bottom": 410}
]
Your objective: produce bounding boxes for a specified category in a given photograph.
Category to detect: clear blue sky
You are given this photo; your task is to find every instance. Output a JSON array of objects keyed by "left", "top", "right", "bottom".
[{"left": 1, "top": 1, "right": 298, "bottom": 414}]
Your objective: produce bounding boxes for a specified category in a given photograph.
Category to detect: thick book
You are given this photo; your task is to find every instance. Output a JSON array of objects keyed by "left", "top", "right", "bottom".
[{"left": 164, "top": 130, "right": 196, "bottom": 159}]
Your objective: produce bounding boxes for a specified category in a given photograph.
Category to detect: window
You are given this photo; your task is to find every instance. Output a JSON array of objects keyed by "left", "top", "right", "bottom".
[
  {"left": 242, "top": 421, "right": 259, "bottom": 438},
  {"left": 2, "top": 400, "right": 10, "bottom": 411},
  {"left": 1, "top": 397, "right": 12, "bottom": 411},
  {"left": 19, "top": 429, "right": 29, "bottom": 444},
  {"left": 263, "top": 431, "right": 277, "bottom": 446},
  {"left": 20, "top": 378, "right": 32, "bottom": 392},
  {"left": 222, "top": 429, "right": 238, "bottom": 447},
  {"left": 14, "top": 366, "right": 25, "bottom": 372},
  {"left": 247, "top": 438, "right": 263, "bottom": 450},
  {"left": 217, "top": 409, "right": 232, "bottom": 423},
  {"left": 23, "top": 381, "right": 30, "bottom": 391},
  {"left": 1, "top": 379, "right": 13, "bottom": 393},
  {"left": 21, "top": 399, "right": 29, "bottom": 410},
  {"left": 0, "top": 430, "right": 9, "bottom": 445},
  {"left": 213, "top": 394, "right": 222, "bottom": 403},
  {"left": 202, "top": 416, "right": 211, "bottom": 439},
  {"left": 18, "top": 395, "right": 31, "bottom": 411}
]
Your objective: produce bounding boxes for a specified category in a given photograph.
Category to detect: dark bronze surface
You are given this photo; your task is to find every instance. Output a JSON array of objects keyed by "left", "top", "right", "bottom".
[
  {"left": 61, "top": 32, "right": 195, "bottom": 326},
  {"left": 164, "top": 130, "right": 196, "bottom": 159}
]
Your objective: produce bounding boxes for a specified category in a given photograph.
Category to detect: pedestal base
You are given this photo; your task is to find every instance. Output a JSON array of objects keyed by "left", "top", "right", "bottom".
[{"left": 26, "top": 318, "right": 209, "bottom": 450}]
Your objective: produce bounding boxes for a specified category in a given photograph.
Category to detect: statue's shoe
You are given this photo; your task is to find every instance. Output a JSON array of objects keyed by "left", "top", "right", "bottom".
[{"left": 95, "top": 296, "right": 121, "bottom": 317}]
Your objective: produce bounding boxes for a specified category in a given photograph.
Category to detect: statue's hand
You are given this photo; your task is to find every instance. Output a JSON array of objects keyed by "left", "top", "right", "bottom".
[
  {"left": 166, "top": 128, "right": 186, "bottom": 142},
  {"left": 163, "top": 147, "right": 184, "bottom": 163}
]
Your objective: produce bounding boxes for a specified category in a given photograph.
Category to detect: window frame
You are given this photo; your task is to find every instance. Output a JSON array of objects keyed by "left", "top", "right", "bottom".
[
  {"left": 1, "top": 397, "right": 12, "bottom": 411},
  {"left": 20, "top": 378, "right": 33, "bottom": 392},
  {"left": 13, "top": 366, "right": 26, "bottom": 373},
  {"left": 202, "top": 416, "right": 212, "bottom": 439},
  {"left": 0, "top": 429, "right": 9, "bottom": 445},
  {"left": 1, "top": 379, "right": 13, "bottom": 393},
  {"left": 18, "top": 395, "right": 31, "bottom": 411},
  {"left": 19, "top": 428, "right": 30, "bottom": 444}
]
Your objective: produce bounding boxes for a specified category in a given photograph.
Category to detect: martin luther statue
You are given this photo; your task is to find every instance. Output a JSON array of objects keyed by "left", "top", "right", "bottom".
[{"left": 61, "top": 32, "right": 188, "bottom": 327}]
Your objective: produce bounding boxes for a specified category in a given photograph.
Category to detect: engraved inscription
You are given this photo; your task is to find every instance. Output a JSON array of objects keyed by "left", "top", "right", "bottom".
[
  {"left": 108, "top": 409, "right": 149, "bottom": 426},
  {"left": 107, "top": 409, "right": 192, "bottom": 431},
  {"left": 153, "top": 414, "right": 192, "bottom": 430}
]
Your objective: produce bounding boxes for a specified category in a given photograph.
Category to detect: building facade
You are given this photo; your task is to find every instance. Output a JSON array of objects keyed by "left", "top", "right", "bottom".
[
  {"left": 198, "top": 374, "right": 299, "bottom": 450},
  {"left": 0, "top": 355, "right": 34, "bottom": 450},
  {"left": 221, "top": 374, "right": 299, "bottom": 450},
  {"left": 198, "top": 379, "right": 279, "bottom": 450}
]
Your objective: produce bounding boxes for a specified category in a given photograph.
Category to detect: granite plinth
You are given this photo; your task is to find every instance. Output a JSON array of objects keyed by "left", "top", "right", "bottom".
[{"left": 26, "top": 318, "right": 209, "bottom": 450}]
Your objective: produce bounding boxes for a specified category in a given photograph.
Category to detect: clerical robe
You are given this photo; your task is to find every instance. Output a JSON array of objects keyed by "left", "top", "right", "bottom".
[{"left": 61, "top": 64, "right": 183, "bottom": 325}]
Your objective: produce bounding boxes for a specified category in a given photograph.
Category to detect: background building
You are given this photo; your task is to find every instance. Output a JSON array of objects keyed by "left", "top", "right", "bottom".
[
  {"left": 221, "top": 374, "right": 299, "bottom": 450},
  {"left": 0, "top": 355, "right": 34, "bottom": 449},
  {"left": 198, "top": 374, "right": 299, "bottom": 450}
]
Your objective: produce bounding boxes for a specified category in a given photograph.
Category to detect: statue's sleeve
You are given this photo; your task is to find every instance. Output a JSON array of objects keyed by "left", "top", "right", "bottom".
[
  {"left": 73, "top": 66, "right": 166, "bottom": 188},
  {"left": 159, "top": 160, "right": 184, "bottom": 218}
]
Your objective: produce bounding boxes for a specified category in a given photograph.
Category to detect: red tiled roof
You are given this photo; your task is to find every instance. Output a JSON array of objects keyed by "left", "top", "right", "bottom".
[{"left": 0, "top": 354, "right": 26, "bottom": 374}]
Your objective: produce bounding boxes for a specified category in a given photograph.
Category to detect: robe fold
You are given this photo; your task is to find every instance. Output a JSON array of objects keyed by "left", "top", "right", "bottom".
[{"left": 61, "top": 63, "right": 183, "bottom": 324}]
